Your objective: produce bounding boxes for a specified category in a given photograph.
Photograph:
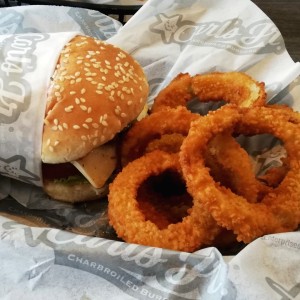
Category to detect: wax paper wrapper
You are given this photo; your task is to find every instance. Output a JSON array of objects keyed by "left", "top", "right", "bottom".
[{"left": 0, "top": 1, "right": 300, "bottom": 299}]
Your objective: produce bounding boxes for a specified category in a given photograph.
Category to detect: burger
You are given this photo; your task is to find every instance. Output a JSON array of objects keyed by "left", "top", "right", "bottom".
[{"left": 41, "top": 35, "right": 149, "bottom": 203}]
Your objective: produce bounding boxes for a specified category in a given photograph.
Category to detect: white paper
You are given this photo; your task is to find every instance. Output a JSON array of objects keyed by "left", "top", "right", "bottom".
[{"left": 0, "top": 32, "right": 78, "bottom": 187}]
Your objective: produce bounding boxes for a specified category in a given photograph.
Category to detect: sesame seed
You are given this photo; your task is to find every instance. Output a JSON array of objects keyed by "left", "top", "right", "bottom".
[
  {"left": 82, "top": 124, "right": 89, "bottom": 129},
  {"left": 51, "top": 126, "right": 58, "bottom": 131},
  {"left": 70, "top": 91, "right": 76, "bottom": 95},
  {"left": 81, "top": 88, "right": 86, "bottom": 94},
  {"left": 73, "top": 125, "right": 80, "bottom": 130},
  {"left": 49, "top": 146, "right": 54, "bottom": 152},
  {"left": 85, "top": 118, "right": 93, "bottom": 123},
  {"left": 54, "top": 140, "right": 60, "bottom": 146},
  {"left": 46, "top": 139, "right": 51, "bottom": 146},
  {"left": 80, "top": 105, "right": 87, "bottom": 111},
  {"left": 75, "top": 98, "right": 81, "bottom": 105},
  {"left": 121, "top": 113, "right": 127, "bottom": 118},
  {"left": 65, "top": 105, "right": 74, "bottom": 112}
]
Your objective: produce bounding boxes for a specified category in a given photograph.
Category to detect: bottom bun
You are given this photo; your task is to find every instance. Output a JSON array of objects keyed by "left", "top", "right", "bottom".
[{"left": 43, "top": 180, "right": 108, "bottom": 203}]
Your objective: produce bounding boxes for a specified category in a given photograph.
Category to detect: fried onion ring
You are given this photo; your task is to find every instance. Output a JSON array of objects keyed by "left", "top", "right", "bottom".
[
  {"left": 108, "top": 151, "right": 220, "bottom": 252},
  {"left": 180, "top": 105, "right": 300, "bottom": 243},
  {"left": 120, "top": 107, "right": 199, "bottom": 166},
  {"left": 137, "top": 173, "right": 193, "bottom": 229},
  {"left": 206, "top": 131, "right": 268, "bottom": 203},
  {"left": 151, "top": 72, "right": 266, "bottom": 113},
  {"left": 122, "top": 105, "right": 264, "bottom": 202},
  {"left": 145, "top": 133, "right": 185, "bottom": 155}
]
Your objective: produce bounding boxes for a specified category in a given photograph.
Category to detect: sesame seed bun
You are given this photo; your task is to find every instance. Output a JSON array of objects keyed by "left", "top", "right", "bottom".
[
  {"left": 42, "top": 35, "right": 149, "bottom": 164},
  {"left": 41, "top": 35, "right": 149, "bottom": 202}
]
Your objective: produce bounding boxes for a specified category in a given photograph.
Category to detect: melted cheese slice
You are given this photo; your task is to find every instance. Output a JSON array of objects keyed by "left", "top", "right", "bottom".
[{"left": 71, "top": 143, "right": 117, "bottom": 188}]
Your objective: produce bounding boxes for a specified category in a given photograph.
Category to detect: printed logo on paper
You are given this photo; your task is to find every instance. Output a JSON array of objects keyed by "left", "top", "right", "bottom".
[
  {"left": 0, "top": 155, "right": 39, "bottom": 184},
  {"left": 0, "top": 10, "right": 40, "bottom": 34},
  {"left": 0, "top": 33, "right": 49, "bottom": 123},
  {"left": 68, "top": 8, "right": 121, "bottom": 40},
  {"left": 2, "top": 220, "right": 236, "bottom": 300},
  {"left": 150, "top": 13, "right": 284, "bottom": 55},
  {"left": 266, "top": 277, "right": 300, "bottom": 299}
]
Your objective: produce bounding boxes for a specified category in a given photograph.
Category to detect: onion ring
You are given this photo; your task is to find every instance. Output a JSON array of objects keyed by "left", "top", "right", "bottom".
[
  {"left": 151, "top": 72, "right": 266, "bottom": 113},
  {"left": 120, "top": 106, "right": 199, "bottom": 166},
  {"left": 180, "top": 105, "right": 300, "bottom": 243},
  {"left": 206, "top": 131, "right": 268, "bottom": 203},
  {"left": 108, "top": 150, "right": 220, "bottom": 252},
  {"left": 145, "top": 133, "right": 185, "bottom": 155},
  {"left": 149, "top": 71, "right": 267, "bottom": 202},
  {"left": 122, "top": 103, "right": 264, "bottom": 202},
  {"left": 137, "top": 174, "right": 193, "bottom": 229}
]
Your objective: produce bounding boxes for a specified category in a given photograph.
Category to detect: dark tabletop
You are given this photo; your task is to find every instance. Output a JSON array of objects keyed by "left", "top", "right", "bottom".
[{"left": 252, "top": 0, "right": 300, "bottom": 62}]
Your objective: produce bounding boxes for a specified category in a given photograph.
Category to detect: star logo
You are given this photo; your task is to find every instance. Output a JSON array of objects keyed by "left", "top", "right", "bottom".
[
  {"left": 150, "top": 13, "right": 183, "bottom": 43},
  {"left": 0, "top": 155, "right": 40, "bottom": 185}
]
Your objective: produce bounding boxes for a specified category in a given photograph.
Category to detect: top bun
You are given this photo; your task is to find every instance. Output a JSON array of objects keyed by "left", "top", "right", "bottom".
[{"left": 42, "top": 35, "right": 149, "bottom": 164}]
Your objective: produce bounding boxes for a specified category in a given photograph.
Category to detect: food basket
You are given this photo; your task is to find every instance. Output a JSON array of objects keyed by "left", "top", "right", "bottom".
[{"left": 0, "top": 0, "right": 300, "bottom": 299}]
